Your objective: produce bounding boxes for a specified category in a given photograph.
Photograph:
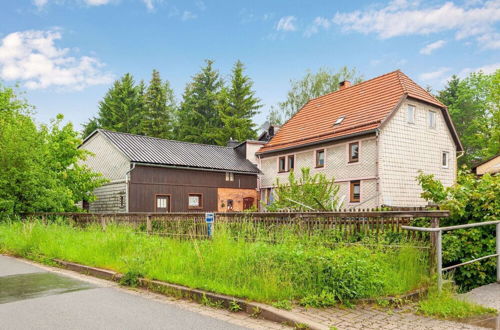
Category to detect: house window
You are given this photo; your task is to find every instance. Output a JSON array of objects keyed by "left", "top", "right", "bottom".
[
  {"left": 442, "top": 151, "right": 449, "bottom": 168},
  {"left": 350, "top": 181, "right": 361, "bottom": 203},
  {"left": 225, "top": 172, "right": 234, "bottom": 181},
  {"left": 316, "top": 149, "right": 325, "bottom": 168},
  {"left": 119, "top": 196, "right": 125, "bottom": 208},
  {"left": 407, "top": 105, "right": 415, "bottom": 123},
  {"left": 428, "top": 110, "right": 436, "bottom": 129},
  {"left": 227, "top": 199, "right": 234, "bottom": 211},
  {"left": 278, "top": 156, "right": 286, "bottom": 172},
  {"left": 188, "top": 194, "right": 202, "bottom": 209},
  {"left": 156, "top": 195, "right": 169, "bottom": 210},
  {"left": 349, "top": 142, "right": 359, "bottom": 163},
  {"left": 287, "top": 155, "right": 295, "bottom": 171}
]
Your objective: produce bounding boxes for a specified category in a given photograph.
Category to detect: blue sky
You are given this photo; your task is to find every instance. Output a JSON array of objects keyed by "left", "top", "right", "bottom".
[{"left": 1, "top": 0, "right": 499, "bottom": 130}]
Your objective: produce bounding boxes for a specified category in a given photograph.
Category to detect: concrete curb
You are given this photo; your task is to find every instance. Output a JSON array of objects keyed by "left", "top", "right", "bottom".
[{"left": 53, "top": 259, "right": 328, "bottom": 330}]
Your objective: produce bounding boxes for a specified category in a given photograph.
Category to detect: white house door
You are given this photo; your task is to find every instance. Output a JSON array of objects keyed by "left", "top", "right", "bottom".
[{"left": 155, "top": 195, "right": 170, "bottom": 212}]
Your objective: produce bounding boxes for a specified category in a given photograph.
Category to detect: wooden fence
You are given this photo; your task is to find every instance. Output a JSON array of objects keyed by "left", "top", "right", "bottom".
[{"left": 24, "top": 210, "right": 448, "bottom": 241}]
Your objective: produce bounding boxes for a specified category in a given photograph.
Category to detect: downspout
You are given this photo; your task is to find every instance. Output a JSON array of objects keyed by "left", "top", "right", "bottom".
[
  {"left": 375, "top": 129, "right": 381, "bottom": 207},
  {"left": 125, "top": 163, "right": 136, "bottom": 212}
]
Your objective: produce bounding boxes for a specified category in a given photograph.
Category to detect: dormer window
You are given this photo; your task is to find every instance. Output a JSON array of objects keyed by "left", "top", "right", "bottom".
[{"left": 334, "top": 116, "right": 345, "bottom": 126}]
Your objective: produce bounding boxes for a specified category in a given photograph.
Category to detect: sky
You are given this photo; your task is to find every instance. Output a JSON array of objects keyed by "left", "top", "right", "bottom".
[{"left": 1, "top": 0, "right": 499, "bottom": 131}]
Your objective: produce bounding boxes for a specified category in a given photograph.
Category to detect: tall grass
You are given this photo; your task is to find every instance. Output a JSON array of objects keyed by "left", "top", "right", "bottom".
[{"left": 0, "top": 219, "right": 429, "bottom": 303}]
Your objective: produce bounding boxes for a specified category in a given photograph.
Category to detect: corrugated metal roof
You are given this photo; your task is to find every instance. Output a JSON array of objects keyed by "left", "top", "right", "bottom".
[{"left": 96, "top": 129, "right": 260, "bottom": 174}]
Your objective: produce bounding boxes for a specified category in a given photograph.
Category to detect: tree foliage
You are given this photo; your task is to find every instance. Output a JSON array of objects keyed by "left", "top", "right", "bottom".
[
  {"left": 82, "top": 71, "right": 177, "bottom": 139},
  {"left": 267, "top": 168, "right": 341, "bottom": 211},
  {"left": 417, "top": 170, "right": 500, "bottom": 290},
  {"left": 437, "top": 70, "right": 500, "bottom": 167},
  {"left": 216, "top": 60, "right": 261, "bottom": 144},
  {"left": 0, "top": 83, "right": 106, "bottom": 215},
  {"left": 269, "top": 67, "right": 363, "bottom": 124}
]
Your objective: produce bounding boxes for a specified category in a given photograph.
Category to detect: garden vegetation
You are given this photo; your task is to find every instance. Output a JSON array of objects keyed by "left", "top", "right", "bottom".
[{"left": 0, "top": 219, "right": 429, "bottom": 305}]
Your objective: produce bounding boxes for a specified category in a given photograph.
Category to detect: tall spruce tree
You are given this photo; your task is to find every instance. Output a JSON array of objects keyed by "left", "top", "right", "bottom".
[
  {"left": 95, "top": 73, "right": 143, "bottom": 134},
  {"left": 175, "top": 60, "right": 224, "bottom": 144},
  {"left": 139, "top": 70, "right": 176, "bottom": 139},
  {"left": 216, "top": 60, "right": 261, "bottom": 144}
]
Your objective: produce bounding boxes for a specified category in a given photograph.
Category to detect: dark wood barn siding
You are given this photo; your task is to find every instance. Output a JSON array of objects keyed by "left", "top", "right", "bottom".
[{"left": 129, "top": 165, "right": 257, "bottom": 212}]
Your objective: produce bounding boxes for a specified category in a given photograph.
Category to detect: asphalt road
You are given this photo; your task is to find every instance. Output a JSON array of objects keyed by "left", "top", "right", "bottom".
[{"left": 0, "top": 255, "right": 247, "bottom": 330}]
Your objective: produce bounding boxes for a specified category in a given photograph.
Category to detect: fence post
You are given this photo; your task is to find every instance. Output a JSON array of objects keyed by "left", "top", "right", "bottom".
[
  {"left": 497, "top": 223, "right": 500, "bottom": 283},
  {"left": 437, "top": 229, "right": 443, "bottom": 292},
  {"left": 430, "top": 217, "right": 440, "bottom": 274},
  {"left": 146, "top": 215, "right": 152, "bottom": 235},
  {"left": 100, "top": 215, "right": 106, "bottom": 231}
]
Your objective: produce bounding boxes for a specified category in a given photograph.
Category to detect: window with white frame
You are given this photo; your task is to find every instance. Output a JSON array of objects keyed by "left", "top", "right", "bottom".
[
  {"left": 428, "top": 110, "right": 436, "bottom": 129},
  {"left": 442, "top": 151, "right": 449, "bottom": 168},
  {"left": 407, "top": 105, "right": 415, "bottom": 123},
  {"left": 188, "top": 194, "right": 202, "bottom": 208},
  {"left": 225, "top": 172, "right": 234, "bottom": 181}
]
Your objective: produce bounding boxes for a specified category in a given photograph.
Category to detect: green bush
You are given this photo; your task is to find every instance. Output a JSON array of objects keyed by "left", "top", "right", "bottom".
[{"left": 417, "top": 170, "right": 500, "bottom": 290}]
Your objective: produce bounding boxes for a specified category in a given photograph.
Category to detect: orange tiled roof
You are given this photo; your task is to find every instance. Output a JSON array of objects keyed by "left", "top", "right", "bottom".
[{"left": 258, "top": 70, "right": 449, "bottom": 154}]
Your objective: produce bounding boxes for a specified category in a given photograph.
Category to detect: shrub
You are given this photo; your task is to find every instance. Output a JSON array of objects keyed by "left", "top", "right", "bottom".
[{"left": 417, "top": 170, "right": 500, "bottom": 290}]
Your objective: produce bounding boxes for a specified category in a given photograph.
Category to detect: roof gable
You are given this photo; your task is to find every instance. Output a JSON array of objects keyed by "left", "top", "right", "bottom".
[
  {"left": 85, "top": 129, "right": 260, "bottom": 174},
  {"left": 258, "top": 70, "right": 460, "bottom": 154}
]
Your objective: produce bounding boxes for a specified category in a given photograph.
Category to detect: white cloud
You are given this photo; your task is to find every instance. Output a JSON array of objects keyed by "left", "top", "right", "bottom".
[
  {"left": 0, "top": 30, "right": 113, "bottom": 90},
  {"left": 457, "top": 62, "right": 500, "bottom": 77},
  {"left": 276, "top": 16, "right": 297, "bottom": 32},
  {"left": 33, "top": 0, "right": 48, "bottom": 9},
  {"left": 181, "top": 11, "right": 197, "bottom": 21},
  {"left": 333, "top": 0, "right": 500, "bottom": 48},
  {"left": 84, "top": 0, "right": 113, "bottom": 6},
  {"left": 419, "top": 67, "right": 451, "bottom": 81},
  {"left": 420, "top": 40, "right": 446, "bottom": 55},
  {"left": 304, "top": 17, "right": 332, "bottom": 37},
  {"left": 195, "top": 1, "right": 206, "bottom": 11}
]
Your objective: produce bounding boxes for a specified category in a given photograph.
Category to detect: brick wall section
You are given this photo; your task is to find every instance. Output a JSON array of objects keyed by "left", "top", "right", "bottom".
[
  {"left": 259, "top": 136, "right": 379, "bottom": 209},
  {"left": 378, "top": 99, "right": 457, "bottom": 206},
  {"left": 217, "top": 188, "right": 259, "bottom": 212}
]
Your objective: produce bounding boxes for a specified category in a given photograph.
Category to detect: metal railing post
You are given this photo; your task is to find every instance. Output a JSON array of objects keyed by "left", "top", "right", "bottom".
[
  {"left": 497, "top": 223, "right": 500, "bottom": 283},
  {"left": 437, "top": 229, "right": 443, "bottom": 292}
]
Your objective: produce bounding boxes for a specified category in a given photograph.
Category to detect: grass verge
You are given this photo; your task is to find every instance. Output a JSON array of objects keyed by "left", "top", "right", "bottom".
[
  {"left": 418, "top": 285, "right": 497, "bottom": 319},
  {"left": 0, "top": 219, "right": 429, "bottom": 304}
]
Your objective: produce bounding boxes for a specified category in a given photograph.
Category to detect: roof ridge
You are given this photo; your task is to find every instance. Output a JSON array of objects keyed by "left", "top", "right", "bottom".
[
  {"left": 309, "top": 69, "right": 403, "bottom": 103},
  {"left": 395, "top": 70, "right": 408, "bottom": 94},
  {"left": 396, "top": 71, "right": 445, "bottom": 107},
  {"left": 98, "top": 129, "right": 235, "bottom": 150}
]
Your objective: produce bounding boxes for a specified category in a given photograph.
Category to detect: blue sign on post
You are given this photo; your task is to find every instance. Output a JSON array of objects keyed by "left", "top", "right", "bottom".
[{"left": 205, "top": 212, "right": 215, "bottom": 238}]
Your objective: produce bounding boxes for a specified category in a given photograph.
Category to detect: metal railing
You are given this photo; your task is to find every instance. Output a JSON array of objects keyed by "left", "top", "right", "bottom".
[{"left": 403, "top": 220, "right": 500, "bottom": 291}]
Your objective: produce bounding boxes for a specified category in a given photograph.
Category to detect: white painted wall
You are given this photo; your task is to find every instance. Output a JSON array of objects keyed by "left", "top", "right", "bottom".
[{"left": 378, "top": 99, "right": 457, "bottom": 206}]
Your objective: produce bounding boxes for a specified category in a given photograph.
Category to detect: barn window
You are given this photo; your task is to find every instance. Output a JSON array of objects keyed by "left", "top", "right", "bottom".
[
  {"left": 120, "top": 196, "right": 125, "bottom": 208},
  {"left": 188, "top": 194, "right": 202, "bottom": 209},
  {"left": 225, "top": 172, "right": 234, "bottom": 181}
]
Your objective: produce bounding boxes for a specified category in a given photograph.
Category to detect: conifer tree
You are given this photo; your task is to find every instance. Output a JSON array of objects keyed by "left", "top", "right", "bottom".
[
  {"left": 96, "top": 73, "right": 142, "bottom": 134},
  {"left": 216, "top": 60, "right": 261, "bottom": 144},
  {"left": 139, "top": 70, "right": 176, "bottom": 139},
  {"left": 175, "top": 60, "right": 224, "bottom": 144}
]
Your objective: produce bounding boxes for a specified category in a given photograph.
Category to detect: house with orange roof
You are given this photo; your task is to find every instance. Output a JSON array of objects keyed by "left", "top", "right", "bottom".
[{"left": 256, "top": 70, "right": 463, "bottom": 209}]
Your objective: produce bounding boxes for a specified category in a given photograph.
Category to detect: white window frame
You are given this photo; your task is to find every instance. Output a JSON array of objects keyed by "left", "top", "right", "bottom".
[
  {"left": 428, "top": 110, "right": 437, "bottom": 129},
  {"left": 315, "top": 148, "right": 326, "bottom": 168},
  {"left": 442, "top": 151, "right": 449, "bottom": 169},
  {"left": 407, "top": 105, "right": 416, "bottom": 124}
]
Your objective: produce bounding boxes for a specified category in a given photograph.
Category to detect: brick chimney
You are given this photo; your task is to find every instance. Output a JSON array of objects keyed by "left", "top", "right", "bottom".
[{"left": 339, "top": 80, "right": 351, "bottom": 90}]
